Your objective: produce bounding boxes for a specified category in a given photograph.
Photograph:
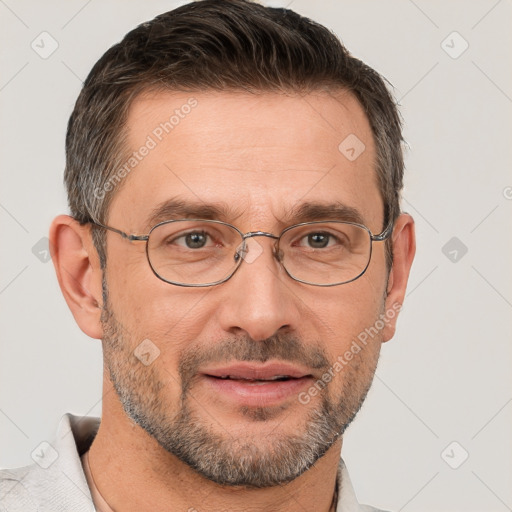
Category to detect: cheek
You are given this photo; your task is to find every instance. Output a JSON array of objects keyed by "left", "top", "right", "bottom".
[
  {"left": 106, "top": 262, "right": 213, "bottom": 362},
  {"left": 309, "top": 278, "right": 386, "bottom": 355},
  {"left": 316, "top": 293, "right": 384, "bottom": 403},
  {"left": 312, "top": 283, "right": 384, "bottom": 335}
]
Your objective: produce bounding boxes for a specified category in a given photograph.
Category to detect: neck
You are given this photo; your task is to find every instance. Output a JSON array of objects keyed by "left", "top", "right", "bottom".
[{"left": 88, "top": 382, "right": 342, "bottom": 512}]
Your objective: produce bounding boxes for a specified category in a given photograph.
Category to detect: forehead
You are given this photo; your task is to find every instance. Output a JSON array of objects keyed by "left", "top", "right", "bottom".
[{"left": 109, "top": 89, "right": 382, "bottom": 231}]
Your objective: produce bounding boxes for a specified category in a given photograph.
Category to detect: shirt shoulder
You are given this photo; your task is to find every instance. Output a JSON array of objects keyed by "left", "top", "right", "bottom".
[
  {"left": 0, "top": 414, "right": 99, "bottom": 512},
  {"left": 0, "top": 464, "right": 40, "bottom": 512}
]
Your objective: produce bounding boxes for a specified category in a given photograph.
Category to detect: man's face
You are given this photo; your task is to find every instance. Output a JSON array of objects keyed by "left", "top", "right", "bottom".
[{"left": 101, "top": 90, "right": 389, "bottom": 487}]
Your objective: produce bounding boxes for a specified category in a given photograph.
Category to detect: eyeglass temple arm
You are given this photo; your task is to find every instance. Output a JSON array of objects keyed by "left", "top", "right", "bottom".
[
  {"left": 89, "top": 221, "right": 149, "bottom": 241},
  {"left": 371, "top": 219, "right": 394, "bottom": 242}
]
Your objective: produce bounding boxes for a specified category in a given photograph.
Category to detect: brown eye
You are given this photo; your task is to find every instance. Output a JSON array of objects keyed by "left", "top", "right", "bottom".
[
  {"left": 306, "top": 233, "right": 331, "bottom": 248},
  {"left": 182, "top": 231, "right": 208, "bottom": 249}
]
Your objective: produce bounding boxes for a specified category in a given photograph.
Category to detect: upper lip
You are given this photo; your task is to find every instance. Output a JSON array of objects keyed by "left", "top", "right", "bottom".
[{"left": 202, "top": 361, "right": 313, "bottom": 380}]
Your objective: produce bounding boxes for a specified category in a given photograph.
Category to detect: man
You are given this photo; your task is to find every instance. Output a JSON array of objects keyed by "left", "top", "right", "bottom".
[{"left": 0, "top": 0, "right": 415, "bottom": 510}]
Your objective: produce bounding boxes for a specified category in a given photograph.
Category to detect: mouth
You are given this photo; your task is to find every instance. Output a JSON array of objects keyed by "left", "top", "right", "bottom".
[
  {"left": 203, "top": 361, "right": 312, "bottom": 381},
  {"left": 211, "top": 375, "right": 297, "bottom": 383},
  {"left": 200, "top": 362, "right": 315, "bottom": 406}
]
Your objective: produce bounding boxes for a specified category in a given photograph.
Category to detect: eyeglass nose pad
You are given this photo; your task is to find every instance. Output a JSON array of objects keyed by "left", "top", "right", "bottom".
[
  {"left": 235, "top": 238, "right": 264, "bottom": 264},
  {"left": 234, "top": 240, "right": 247, "bottom": 263}
]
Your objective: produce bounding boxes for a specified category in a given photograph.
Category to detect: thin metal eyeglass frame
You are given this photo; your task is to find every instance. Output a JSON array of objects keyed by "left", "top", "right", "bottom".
[{"left": 89, "top": 218, "right": 394, "bottom": 287}]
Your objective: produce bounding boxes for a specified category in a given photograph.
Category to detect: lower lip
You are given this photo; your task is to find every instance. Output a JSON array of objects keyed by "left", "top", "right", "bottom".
[{"left": 203, "top": 375, "right": 314, "bottom": 407}]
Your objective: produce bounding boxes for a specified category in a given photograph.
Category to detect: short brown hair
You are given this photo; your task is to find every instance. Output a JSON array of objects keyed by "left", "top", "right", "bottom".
[{"left": 65, "top": 0, "right": 404, "bottom": 267}]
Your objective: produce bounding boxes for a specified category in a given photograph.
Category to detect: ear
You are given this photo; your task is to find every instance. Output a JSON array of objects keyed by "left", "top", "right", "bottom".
[
  {"left": 382, "top": 213, "right": 416, "bottom": 342},
  {"left": 49, "top": 215, "right": 104, "bottom": 340}
]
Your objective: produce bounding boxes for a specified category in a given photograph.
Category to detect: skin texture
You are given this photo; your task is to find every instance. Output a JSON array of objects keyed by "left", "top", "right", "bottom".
[{"left": 50, "top": 90, "right": 415, "bottom": 512}]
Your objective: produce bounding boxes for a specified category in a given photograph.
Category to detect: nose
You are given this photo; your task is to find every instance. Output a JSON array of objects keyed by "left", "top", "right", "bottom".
[{"left": 216, "top": 237, "right": 301, "bottom": 341}]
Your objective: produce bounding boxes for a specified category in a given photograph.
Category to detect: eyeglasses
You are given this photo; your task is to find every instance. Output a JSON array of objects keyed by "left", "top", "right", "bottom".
[{"left": 90, "top": 218, "right": 393, "bottom": 287}]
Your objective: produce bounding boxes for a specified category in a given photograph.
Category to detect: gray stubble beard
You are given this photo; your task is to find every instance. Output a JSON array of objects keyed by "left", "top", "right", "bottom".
[{"left": 100, "top": 290, "right": 381, "bottom": 488}]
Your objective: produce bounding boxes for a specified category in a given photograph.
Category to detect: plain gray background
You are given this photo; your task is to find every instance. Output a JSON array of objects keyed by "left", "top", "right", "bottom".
[{"left": 1, "top": 1, "right": 511, "bottom": 511}]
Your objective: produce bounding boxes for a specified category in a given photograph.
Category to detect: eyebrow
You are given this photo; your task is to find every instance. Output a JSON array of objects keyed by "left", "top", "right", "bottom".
[
  {"left": 144, "top": 198, "right": 242, "bottom": 230},
  {"left": 144, "top": 198, "right": 366, "bottom": 231},
  {"left": 282, "top": 201, "right": 366, "bottom": 226}
]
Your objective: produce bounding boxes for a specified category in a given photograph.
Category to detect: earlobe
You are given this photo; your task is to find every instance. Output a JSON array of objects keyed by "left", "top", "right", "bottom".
[
  {"left": 382, "top": 213, "right": 416, "bottom": 342},
  {"left": 49, "top": 215, "right": 104, "bottom": 340}
]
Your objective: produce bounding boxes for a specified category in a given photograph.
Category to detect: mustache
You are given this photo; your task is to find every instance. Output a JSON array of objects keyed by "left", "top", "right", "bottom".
[{"left": 178, "top": 333, "right": 330, "bottom": 386}]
